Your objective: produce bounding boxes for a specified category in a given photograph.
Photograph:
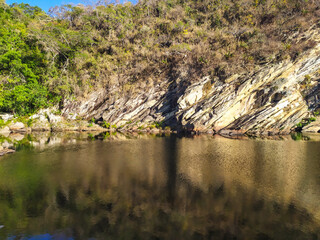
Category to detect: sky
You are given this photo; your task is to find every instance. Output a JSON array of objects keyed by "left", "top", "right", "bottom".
[{"left": 5, "top": 0, "right": 137, "bottom": 12}]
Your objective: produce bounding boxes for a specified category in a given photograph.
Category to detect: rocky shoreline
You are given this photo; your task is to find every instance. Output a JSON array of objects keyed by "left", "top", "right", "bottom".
[
  {"left": 0, "top": 111, "right": 319, "bottom": 157},
  {"left": 0, "top": 84, "right": 320, "bottom": 156},
  {"left": 1, "top": 108, "right": 320, "bottom": 137}
]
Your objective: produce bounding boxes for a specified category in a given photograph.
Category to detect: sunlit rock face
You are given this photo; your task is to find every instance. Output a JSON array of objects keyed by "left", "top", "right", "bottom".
[{"left": 62, "top": 33, "right": 320, "bottom": 135}]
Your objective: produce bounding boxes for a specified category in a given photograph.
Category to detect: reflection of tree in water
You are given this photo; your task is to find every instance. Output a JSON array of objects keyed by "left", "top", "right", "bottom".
[{"left": 0, "top": 137, "right": 319, "bottom": 239}]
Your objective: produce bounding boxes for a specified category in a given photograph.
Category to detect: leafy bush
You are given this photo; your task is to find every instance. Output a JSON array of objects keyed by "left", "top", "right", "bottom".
[
  {"left": 0, "top": 83, "right": 49, "bottom": 115},
  {"left": 0, "top": 118, "right": 5, "bottom": 128},
  {"left": 88, "top": 118, "right": 95, "bottom": 127}
]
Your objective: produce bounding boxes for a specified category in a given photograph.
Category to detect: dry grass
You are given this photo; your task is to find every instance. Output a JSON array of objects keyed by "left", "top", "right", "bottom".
[{"left": 47, "top": 0, "right": 320, "bottom": 96}]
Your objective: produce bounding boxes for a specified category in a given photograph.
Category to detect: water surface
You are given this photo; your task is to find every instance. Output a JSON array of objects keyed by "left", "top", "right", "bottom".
[{"left": 0, "top": 132, "right": 320, "bottom": 239}]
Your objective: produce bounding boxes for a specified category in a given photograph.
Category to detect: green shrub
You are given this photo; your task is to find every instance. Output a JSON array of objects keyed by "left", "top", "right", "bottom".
[
  {"left": 0, "top": 83, "right": 49, "bottom": 115},
  {"left": 103, "top": 121, "right": 110, "bottom": 128},
  {"left": 0, "top": 118, "right": 5, "bottom": 127},
  {"left": 88, "top": 118, "right": 95, "bottom": 127},
  {"left": 154, "top": 121, "right": 163, "bottom": 129}
]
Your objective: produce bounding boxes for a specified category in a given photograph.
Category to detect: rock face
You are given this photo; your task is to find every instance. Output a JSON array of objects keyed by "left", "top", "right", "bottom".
[{"left": 62, "top": 38, "right": 320, "bottom": 135}]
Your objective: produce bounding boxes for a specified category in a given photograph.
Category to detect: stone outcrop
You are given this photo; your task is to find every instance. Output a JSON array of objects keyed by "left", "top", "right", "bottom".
[{"left": 61, "top": 37, "right": 320, "bottom": 135}]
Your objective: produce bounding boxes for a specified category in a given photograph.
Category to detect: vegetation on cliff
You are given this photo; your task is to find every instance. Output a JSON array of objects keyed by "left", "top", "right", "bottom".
[{"left": 0, "top": 0, "right": 319, "bottom": 115}]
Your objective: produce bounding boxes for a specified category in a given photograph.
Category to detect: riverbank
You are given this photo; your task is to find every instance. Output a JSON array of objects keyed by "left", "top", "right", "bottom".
[
  {"left": 1, "top": 109, "right": 319, "bottom": 135},
  {"left": 1, "top": 128, "right": 320, "bottom": 158},
  {"left": 1, "top": 106, "right": 320, "bottom": 157},
  {"left": 1, "top": 110, "right": 320, "bottom": 136}
]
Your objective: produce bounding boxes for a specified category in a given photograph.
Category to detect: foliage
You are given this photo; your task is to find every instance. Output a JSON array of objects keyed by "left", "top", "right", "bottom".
[
  {"left": 154, "top": 121, "right": 163, "bottom": 129},
  {"left": 291, "top": 132, "right": 310, "bottom": 141},
  {"left": 103, "top": 121, "right": 110, "bottom": 128},
  {"left": 0, "top": 118, "right": 5, "bottom": 127},
  {"left": 88, "top": 117, "right": 95, "bottom": 127}
]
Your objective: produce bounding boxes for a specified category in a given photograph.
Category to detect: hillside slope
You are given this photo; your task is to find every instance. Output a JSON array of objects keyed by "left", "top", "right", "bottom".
[{"left": 1, "top": 0, "right": 320, "bottom": 134}]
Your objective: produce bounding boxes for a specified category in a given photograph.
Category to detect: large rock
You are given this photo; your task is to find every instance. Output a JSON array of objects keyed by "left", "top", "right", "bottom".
[
  {"left": 0, "top": 148, "right": 15, "bottom": 156},
  {"left": 302, "top": 118, "right": 320, "bottom": 133},
  {"left": 1, "top": 141, "right": 13, "bottom": 149},
  {"left": 30, "top": 114, "right": 51, "bottom": 131},
  {"left": 0, "top": 126, "right": 10, "bottom": 136},
  {"left": 0, "top": 113, "right": 14, "bottom": 122},
  {"left": 9, "top": 122, "right": 26, "bottom": 132}
]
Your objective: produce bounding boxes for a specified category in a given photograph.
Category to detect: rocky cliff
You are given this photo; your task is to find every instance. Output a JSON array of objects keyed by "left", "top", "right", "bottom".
[{"left": 61, "top": 29, "right": 320, "bottom": 136}]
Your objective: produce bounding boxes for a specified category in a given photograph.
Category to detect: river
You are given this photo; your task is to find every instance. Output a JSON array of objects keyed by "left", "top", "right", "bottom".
[{"left": 0, "top": 132, "right": 319, "bottom": 239}]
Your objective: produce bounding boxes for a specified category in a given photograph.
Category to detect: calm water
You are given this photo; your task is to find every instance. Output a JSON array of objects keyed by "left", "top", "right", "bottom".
[{"left": 0, "top": 132, "right": 320, "bottom": 240}]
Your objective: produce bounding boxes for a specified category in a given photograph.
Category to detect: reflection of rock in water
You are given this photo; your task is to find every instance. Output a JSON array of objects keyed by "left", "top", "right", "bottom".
[
  {"left": 178, "top": 136, "right": 320, "bottom": 221},
  {"left": 0, "top": 134, "right": 319, "bottom": 239}
]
